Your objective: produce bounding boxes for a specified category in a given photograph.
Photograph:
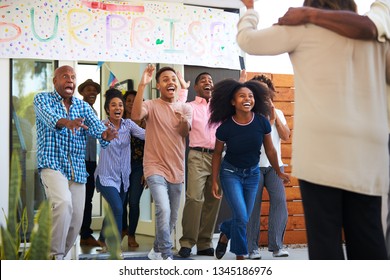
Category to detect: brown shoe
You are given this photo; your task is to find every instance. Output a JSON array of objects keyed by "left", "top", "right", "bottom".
[
  {"left": 128, "top": 235, "right": 139, "bottom": 247},
  {"left": 80, "top": 236, "right": 100, "bottom": 247}
]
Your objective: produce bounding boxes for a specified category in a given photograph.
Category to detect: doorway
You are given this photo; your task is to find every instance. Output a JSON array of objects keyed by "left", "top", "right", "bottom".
[{"left": 88, "top": 61, "right": 156, "bottom": 236}]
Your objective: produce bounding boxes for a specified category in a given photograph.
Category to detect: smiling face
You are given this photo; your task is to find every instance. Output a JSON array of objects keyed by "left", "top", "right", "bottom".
[
  {"left": 231, "top": 87, "right": 255, "bottom": 113},
  {"left": 156, "top": 69, "right": 178, "bottom": 102},
  {"left": 53, "top": 66, "right": 76, "bottom": 101},
  {"left": 81, "top": 85, "right": 99, "bottom": 106},
  {"left": 107, "top": 97, "right": 124, "bottom": 122},
  {"left": 194, "top": 74, "right": 213, "bottom": 102}
]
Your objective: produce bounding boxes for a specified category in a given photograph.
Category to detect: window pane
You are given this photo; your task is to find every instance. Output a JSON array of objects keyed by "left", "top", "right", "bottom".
[
  {"left": 11, "top": 59, "right": 55, "bottom": 240},
  {"left": 76, "top": 63, "right": 102, "bottom": 120}
]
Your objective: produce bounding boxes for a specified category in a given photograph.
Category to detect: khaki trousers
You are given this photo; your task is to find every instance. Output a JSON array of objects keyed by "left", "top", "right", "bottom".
[
  {"left": 40, "top": 169, "right": 85, "bottom": 259},
  {"left": 179, "top": 150, "right": 221, "bottom": 250}
]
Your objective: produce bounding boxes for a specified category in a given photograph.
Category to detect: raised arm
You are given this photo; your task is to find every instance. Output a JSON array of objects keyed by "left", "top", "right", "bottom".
[
  {"left": 239, "top": 69, "right": 247, "bottom": 83},
  {"left": 277, "top": 7, "right": 377, "bottom": 40},
  {"left": 241, "top": 0, "right": 254, "bottom": 9},
  {"left": 176, "top": 70, "right": 190, "bottom": 102},
  {"left": 131, "top": 64, "right": 155, "bottom": 121}
]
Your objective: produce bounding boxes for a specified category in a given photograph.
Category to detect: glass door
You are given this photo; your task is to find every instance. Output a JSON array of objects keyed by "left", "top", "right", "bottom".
[
  {"left": 104, "top": 62, "right": 156, "bottom": 237},
  {"left": 11, "top": 59, "right": 56, "bottom": 240},
  {"left": 75, "top": 63, "right": 103, "bottom": 231}
]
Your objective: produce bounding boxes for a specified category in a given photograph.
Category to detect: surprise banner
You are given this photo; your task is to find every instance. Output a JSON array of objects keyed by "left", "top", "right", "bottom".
[{"left": 0, "top": 0, "right": 241, "bottom": 69}]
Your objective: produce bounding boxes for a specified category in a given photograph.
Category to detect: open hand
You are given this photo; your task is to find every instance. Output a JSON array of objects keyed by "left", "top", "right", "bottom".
[
  {"left": 102, "top": 125, "right": 118, "bottom": 141},
  {"left": 67, "top": 118, "right": 88, "bottom": 134},
  {"left": 141, "top": 64, "right": 156, "bottom": 86},
  {"left": 177, "top": 71, "right": 191, "bottom": 89}
]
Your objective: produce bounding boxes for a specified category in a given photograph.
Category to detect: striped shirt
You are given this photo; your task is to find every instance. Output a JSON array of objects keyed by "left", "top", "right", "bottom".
[
  {"left": 94, "top": 118, "right": 145, "bottom": 193},
  {"left": 34, "top": 90, "right": 109, "bottom": 184}
]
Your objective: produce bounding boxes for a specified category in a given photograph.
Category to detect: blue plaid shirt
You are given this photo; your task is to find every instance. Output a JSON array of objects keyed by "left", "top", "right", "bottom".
[{"left": 34, "top": 90, "right": 109, "bottom": 184}]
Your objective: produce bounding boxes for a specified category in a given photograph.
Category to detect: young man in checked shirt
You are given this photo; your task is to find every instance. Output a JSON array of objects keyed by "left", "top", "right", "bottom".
[{"left": 34, "top": 65, "right": 118, "bottom": 260}]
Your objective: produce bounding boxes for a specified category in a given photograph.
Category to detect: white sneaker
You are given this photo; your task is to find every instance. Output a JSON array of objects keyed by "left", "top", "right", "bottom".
[
  {"left": 272, "top": 249, "right": 289, "bottom": 257},
  {"left": 148, "top": 248, "right": 163, "bottom": 260},
  {"left": 248, "top": 249, "right": 262, "bottom": 260},
  {"left": 164, "top": 256, "right": 173, "bottom": 260}
]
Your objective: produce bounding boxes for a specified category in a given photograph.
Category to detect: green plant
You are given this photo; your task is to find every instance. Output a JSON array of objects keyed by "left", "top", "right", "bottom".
[
  {"left": 0, "top": 151, "right": 51, "bottom": 260},
  {"left": 102, "top": 204, "right": 122, "bottom": 260},
  {"left": 1, "top": 151, "right": 121, "bottom": 260}
]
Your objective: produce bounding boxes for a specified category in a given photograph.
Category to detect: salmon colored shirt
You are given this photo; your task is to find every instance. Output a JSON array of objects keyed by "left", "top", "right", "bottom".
[{"left": 141, "top": 98, "right": 192, "bottom": 184}]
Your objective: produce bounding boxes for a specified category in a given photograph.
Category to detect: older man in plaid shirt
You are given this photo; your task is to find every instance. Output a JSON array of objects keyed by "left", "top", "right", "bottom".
[{"left": 34, "top": 65, "right": 117, "bottom": 260}]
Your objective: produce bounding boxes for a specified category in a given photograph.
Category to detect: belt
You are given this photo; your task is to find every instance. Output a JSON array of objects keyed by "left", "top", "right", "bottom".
[{"left": 190, "top": 147, "right": 214, "bottom": 154}]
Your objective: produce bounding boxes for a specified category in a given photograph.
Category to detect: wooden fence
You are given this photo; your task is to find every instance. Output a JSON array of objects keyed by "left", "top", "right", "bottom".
[{"left": 246, "top": 72, "right": 307, "bottom": 245}]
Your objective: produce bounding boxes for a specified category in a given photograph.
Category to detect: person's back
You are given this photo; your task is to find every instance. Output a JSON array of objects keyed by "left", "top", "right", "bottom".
[
  {"left": 238, "top": 5, "right": 389, "bottom": 197},
  {"left": 274, "top": 0, "right": 390, "bottom": 261},
  {"left": 237, "top": 0, "right": 389, "bottom": 260},
  {"left": 289, "top": 24, "right": 388, "bottom": 194}
]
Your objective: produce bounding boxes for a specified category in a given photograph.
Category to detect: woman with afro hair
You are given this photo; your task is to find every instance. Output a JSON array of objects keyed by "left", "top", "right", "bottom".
[{"left": 209, "top": 79, "right": 290, "bottom": 260}]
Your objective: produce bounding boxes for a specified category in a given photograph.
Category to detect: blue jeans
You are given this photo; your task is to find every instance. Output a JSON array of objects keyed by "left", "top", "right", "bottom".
[
  {"left": 122, "top": 161, "right": 144, "bottom": 236},
  {"left": 219, "top": 160, "right": 260, "bottom": 256},
  {"left": 96, "top": 176, "right": 126, "bottom": 242},
  {"left": 147, "top": 175, "right": 183, "bottom": 259}
]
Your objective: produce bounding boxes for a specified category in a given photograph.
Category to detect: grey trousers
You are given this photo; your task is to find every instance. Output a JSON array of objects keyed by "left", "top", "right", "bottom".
[{"left": 247, "top": 166, "right": 287, "bottom": 252}]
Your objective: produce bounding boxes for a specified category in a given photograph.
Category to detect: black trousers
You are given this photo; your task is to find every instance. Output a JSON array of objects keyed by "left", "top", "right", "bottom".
[
  {"left": 80, "top": 160, "right": 97, "bottom": 238},
  {"left": 299, "top": 180, "right": 388, "bottom": 260}
]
